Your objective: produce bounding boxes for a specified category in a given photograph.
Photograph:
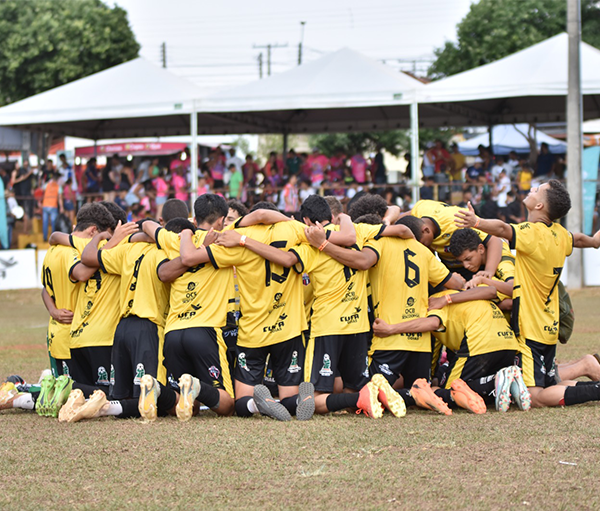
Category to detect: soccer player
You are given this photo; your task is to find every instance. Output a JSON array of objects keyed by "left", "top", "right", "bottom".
[
  {"left": 407, "top": 199, "right": 503, "bottom": 278},
  {"left": 455, "top": 180, "right": 600, "bottom": 408}
]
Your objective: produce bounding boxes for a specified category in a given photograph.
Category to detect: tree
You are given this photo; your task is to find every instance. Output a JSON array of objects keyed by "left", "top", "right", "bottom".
[
  {"left": 309, "top": 128, "right": 456, "bottom": 157},
  {"left": 0, "top": 0, "right": 140, "bottom": 105},
  {"left": 429, "top": 0, "right": 600, "bottom": 79}
]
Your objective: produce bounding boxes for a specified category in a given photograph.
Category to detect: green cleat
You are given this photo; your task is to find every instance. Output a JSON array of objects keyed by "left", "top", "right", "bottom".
[
  {"left": 36, "top": 373, "right": 56, "bottom": 417},
  {"left": 48, "top": 375, "right": 73, "bottom": 418}
]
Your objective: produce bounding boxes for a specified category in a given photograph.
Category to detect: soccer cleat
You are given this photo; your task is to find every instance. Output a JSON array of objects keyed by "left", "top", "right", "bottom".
[
  {"left": 36, "top": 372, "right": 56, "bottom": 417},
  {"left": 66, "top": 390, "right": 108, "bottom": 423},
  {"left": 47, "top": 375, "right": 73, "bottom": 418},
  {"left": 58, "top": 389, "right": 86, "bottom": 422},
  {"left": 371, "top": 374, "right": 406, "bottom": 418},
  {"left": 0, "top": 382, "right": 19, "bottom": 410},
  {"left": 296, "top": 382, "right": 315, "bottom": 421},
  {"left": 450, "top": 379, "right": 487, "bottom": 414},
  {"left": 6, "top": 375, "right": 25, "bottom": 386},
  {"left": 495, "top": 367, "right": 514, "bottom": 412},
  {"left": 176, "top": 374, "right": 200, "bottom": 422},
  {"left": 509, "top": 366, "right": 531, "bottom": 411},
  {"left": 139, "top": 374, "right": 161, "bottom": 422},
  {"left": 253, "top": 384, "right": 292, "bottom": 421},
  {"left": 356, "top": 381, "right": 384, "bottom": 419},
  {"left": 410, "top": 379, "right": 452, "bottom": 415}
]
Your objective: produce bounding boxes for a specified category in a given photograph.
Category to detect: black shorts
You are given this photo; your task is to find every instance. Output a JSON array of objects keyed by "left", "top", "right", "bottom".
[
  {"left": 235, "top": 336, "right": 305, "bottom": 388},
  {"left": 439, "top": 350, "right": 519, "bottom": 389},
  {"left": 369, "top": 350, "right": 431, "bottom": 388},
  {"left": 306, "top": 333, "right": 369, "bottom": 393},
  {"left": 519, "top": 338, "right": 557, "bottom": 388},
  {"left": 164, "top": 326, "right": 234, "bottom": 398},
  {"left": 67, "top": 346, "right": 112, "bottom": 387},
  {"left": 109, "top": 316, "right": 161, "bottom": 400}
]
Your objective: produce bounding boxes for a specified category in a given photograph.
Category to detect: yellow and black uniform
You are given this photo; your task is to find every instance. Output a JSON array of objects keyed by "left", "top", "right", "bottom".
[
  {"left": 156, "top": 227, "right": 234, "bottom": 398},
  {"left": 430, "top": 289, "right": 520, "bottom": 390},
  {"left": 363, "top": 236, "right": 451, "bottom": 387},
  {"left": 98, "top": 240, "right": 170, "bottom": 398},
  {"left": 412, "top": 199, "right": 492, "bottom": 270},
  {"left": 508, "top": 221, "right": 573, "bottom": 387},
  {"left": 206, "top": 220, "right": 309, "bottom": 388},
  {"left": 294, "top": 223, "right": 384, "bottom": 393},
  {"left": 67, "top": 235, "right": 122, "bottom": 387},
  {"left": 41, "top": 243, "right": 81, "bottom": 376}
]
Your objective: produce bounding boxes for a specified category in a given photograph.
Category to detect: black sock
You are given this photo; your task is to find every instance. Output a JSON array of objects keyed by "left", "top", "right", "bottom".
[
  {"left": 157, "top": 382, "right": 177, "bottom": 416},
  {"left": 434, "top": 388, "right": 456, "bottom": 408},
  {"left": 280, "top": 395, "right": 298, "bottom": 415},
  {"left": 235, "top": 396, "right": 254, "bottom": 417},
  {"left": 325, "top": 393, "right": 359, "bottom": 412},
  {"left": 397, "top": 389, "right": 415, "bottom": 407},
  {"left": 118, "top": 398, "right": 140, "bottom": 419},
  {"left": 563, "top": 383, "right": 600, "bottom": 406},
  {"left": 463, "top": 375, "right": 496, "bottom": 403},
  {"left": 198, "top": 383, "right": 220, "bottom": 409},
  {"left": 73, "top": 382, "right": 106, "bottom": 398},
  {"left": 576, "top": 380, "right": 599, "bottom": 386}
]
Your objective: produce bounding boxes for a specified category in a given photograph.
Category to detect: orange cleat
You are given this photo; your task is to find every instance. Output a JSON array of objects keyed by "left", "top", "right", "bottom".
[
  {"left": 356, "top": 381, "right": 384, "bottom": 419},
  {"left": 450, "top": 379, "right": 487, "bottom": 414},
  {"left": 410, "top": 379, "right": 452, "bottom": 415}
]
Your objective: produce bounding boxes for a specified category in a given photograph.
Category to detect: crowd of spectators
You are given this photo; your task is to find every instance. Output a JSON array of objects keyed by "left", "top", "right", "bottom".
[{"left": 0, "top": 139, "right": 570, "bottom": 249}]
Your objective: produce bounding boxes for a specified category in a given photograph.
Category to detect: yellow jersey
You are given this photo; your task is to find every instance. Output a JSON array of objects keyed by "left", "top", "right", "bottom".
[
  {"left": 412, "top": 199, "right": 491, "bottom": 269},
  {"left": 365, "top": 237, "right": 451, "bottom": 353},
  {"left": 41, "top": 244, "right": 81, "bottom": 359},
  {"left": 156, "top": 227, "right": 234, "bottom": 334},
  {"left": 98, "top": 242, "right": 170, "bottom": 328},
  {"left": 430, "top": 290, "right": 519, "bottom": 356},
  {"left": 69, "top": 235, "right": 122, "bottom": 349},
  {"left": 292, "top": 223, "right": 383, "bottom": 338},
  {"left": 206, "top": 221, "right": 308, "bottom": 348},
  {"left": 509, "top": 221, "right": 573, "bottom": 345}
]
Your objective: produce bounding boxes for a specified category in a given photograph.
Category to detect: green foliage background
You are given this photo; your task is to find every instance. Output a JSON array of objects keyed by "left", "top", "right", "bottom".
[{"left": 0, "top": 0, "right": 140, "bottom": 106}]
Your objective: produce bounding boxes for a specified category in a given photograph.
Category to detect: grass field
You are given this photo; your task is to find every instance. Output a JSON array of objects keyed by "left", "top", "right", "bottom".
[{"left": 1, "top": 288, "right": 600, "bottom": 510}]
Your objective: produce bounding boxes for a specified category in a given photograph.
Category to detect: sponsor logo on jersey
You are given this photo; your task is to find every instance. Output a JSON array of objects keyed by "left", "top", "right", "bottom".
[
  {"left": 407, "top": 297, "right": 415, "bottom": 307},
  {"left": 340, "top": 307, "right": 361, "bottom": 324},
  {"left": 187, "top": 282, "right": 196, "bottom": 291},
  {"left": 319, "top": 354, "right": 333, "bottom": 376},
  {"left": 543, "top": 320, "right": 559, "bottom": 335},
  {"left": 263, "top": 313, "right": 287, "bottom": 333}
]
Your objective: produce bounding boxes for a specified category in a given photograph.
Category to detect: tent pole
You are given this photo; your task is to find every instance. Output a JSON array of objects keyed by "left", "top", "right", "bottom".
[
  {"left": 190, "top": 102, "right": 199, "bottom": 209},
  {"left": 282, "top": 133, "right": 288, "bottom": 166},
  {"left": 410, "top": 102, "right": 420, "bottom": 204},
  {"left": 567, "top": 0, "right": 583, "bottom": 289},
  {"left": 488, "top": 124, "right": 494, "bottom": 152}
]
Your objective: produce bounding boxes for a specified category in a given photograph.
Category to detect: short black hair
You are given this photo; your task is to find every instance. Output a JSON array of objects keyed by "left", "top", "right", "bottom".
[
  {"left": 354, "top": 213, "right": 383, "bottom": 225},
  {"left": 545, "top": 179, "right": 571, "bottom": 221},
  {"left": 100, "top": 200, "right": 127, "bottom": 226},
  {"left": 228, "top": 199, "right": 248, "bottom": 217},
  {"left": 193, "top": 193, "right": 228, "bottom": 224},
  {"left": 249, "top": 201, "right": 278, "bottom": 213},
  {"left": 74, "top": 203, "right": 115, "bottom": 232},
  {"left": 300, "top": 195, "right": 332, "bottom": 224},
  {"left": 162, "top": 199, "right": 190, "bottom": 223},
  {"left": 348, "top": 194, "right": 387, "bottom": 221},
  {"left": 449, "top": 228, "right": 483, "bottom": 257},
  {"left": 324, "top": 196, "right": 343, "bottom": 217},
  {"left": 396, "top": 216, "right": 425, "bottom": 242},
  {"left": 165, "top": 218, "right": 196, "bottom": 234}
]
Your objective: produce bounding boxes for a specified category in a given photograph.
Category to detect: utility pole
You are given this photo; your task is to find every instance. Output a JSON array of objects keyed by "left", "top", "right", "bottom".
[
  {"left": 161, "top": 42, "right": 167, "bottom": 68},
  {"left": 257, "top": 52, "right": 263, "bottom": 79},
  {"left": 567, "top": 0, "right": 583, "bottom": 289},
  {"left": 253, "top": 43, "right": 288, "bottom": 76},
  {"left": 298, "top": 21, "right": 306, "bottom": 65}
]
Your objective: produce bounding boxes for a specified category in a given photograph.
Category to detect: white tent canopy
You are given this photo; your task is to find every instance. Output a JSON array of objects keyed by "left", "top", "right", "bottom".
[
  {"left": 0, "top": 58, "right": 202, "bottom": 139},
  {"left": 458, "top": 124, "right": 567, "bottom": 156},
  {"left": 419, "top": 33, "right": 600, "bottom": 125}
]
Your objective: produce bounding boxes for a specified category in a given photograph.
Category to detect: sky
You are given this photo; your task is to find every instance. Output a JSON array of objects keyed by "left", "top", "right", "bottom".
[{"left": 111, "top": 0, "right": 474, "bottom": 95}]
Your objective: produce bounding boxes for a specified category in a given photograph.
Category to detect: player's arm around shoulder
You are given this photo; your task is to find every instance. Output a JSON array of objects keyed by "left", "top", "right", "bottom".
[{"left": 179, "top": 229, "right": 210, "bottom": 267}]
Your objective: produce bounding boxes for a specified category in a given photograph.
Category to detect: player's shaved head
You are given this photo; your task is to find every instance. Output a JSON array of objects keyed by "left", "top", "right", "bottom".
[
  {"left": 194, "top": 193, "right": 228, "bottom": 225},
  {"left": 74, "top": 203, "right": 115, "bottom": 232},
  {"left": 100, "top": 200, "right": 127, "bottom": 225},
  {"left": 162, "top": 199, "right": 189, "bottom": 223},
  {"left": 300, "top": 195, "right": 332, "bottom": 224},
  {"left": 348, "top": 194, "right": 388, "bottom": 221},
  {"left": 250, "top": 201, "right": 279, "bottom": 212},
  {"left": 396, "top": 216, "right": 425, "bottom": 242}
]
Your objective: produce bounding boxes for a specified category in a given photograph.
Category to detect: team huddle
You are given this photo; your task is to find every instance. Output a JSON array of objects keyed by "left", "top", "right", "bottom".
[{"left": 2, "top": 179, "right": 600, "bottom": 423}]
